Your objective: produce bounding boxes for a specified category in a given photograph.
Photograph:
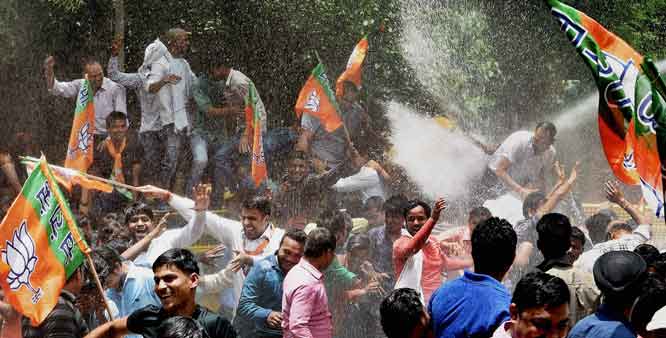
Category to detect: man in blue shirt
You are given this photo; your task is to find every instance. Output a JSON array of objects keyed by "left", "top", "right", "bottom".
[
  {"left": 92, "top": 246, "right": 161, "bottom": 338},
  {"left": 568, "top": 251, "right": 647, "bottom": 338},
  {"left": 235, "top": 229, "right": 307, "bottom": 338},
  {"left": 428, "top": 217, "right": 517, "bottom": 338}
]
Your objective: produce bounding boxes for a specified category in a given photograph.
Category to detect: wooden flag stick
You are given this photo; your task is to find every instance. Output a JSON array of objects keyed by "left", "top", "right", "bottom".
[{"left": 39, "top": 156, "right": 115, "bottom": 320}]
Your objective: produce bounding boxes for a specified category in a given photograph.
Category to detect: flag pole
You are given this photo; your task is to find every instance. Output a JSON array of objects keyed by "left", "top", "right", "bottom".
[
  {"left": 20, "top": 156, "right": 141, "bottom": 192},
  {"left": 312, "top": 51, "right": 357, "bottom": 154},
  {"left": 39, "top": 157, "right": 115, "bottom": 320}
]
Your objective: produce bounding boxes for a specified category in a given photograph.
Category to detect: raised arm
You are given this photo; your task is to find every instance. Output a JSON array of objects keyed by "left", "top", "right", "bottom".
[
  {"left": 394, "top": 198, "right": 446, "bottom": 259},
  {"left": 536, "top": 161, "right": 579, "bottom": 218},
  {"left": 168, "top": 184, "right": 210, "bottom": 249},
  {"left": 605, "top": 180, "right": 650, "bottom": 226},
  {"left": 44, "top": 56, "right": 81, "bottom": 97}
]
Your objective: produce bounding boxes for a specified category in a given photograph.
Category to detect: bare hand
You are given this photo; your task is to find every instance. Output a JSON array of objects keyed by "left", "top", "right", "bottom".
[
  {"left": 149, "top": 213, "right": 169, "bottom": 239},
  {"left": 266, "top": 311, "right": 283, "bottom": 329},
  {"left": 440, "top": 241, "right": 464, "bottom": 256},
  {"left": 431, "top": 197, "right": 447, "bottom": 221},
  {"left": 136, "top": 185, "right": 171, "bottom": 201},
  {"left": 605, "top": 180, "right": 625, "bottom": 205},
  {"left": 198, "top": 244, "right": 226, "bottom": 266},
  {"left": 567, "top": 161, "right": 580, "bottom": 185},
  {"left": 554, "top": 161, "right": 565, "bottom": 184},
  {"left": 364, "top": 281, "right": 381, "bottom": 295},
  {"left": 193, "top": 183, "right": 212, "bottom": 211},
  {"left": 229, "top": 251, "right": 253, "bottom": 272},
  {"left": 111, "top": 37, "right": 123, "bottom": 57},
  {"left": 163, "top": 74, "right": 182, "bottom": 85},
  {"left": 239, "top": 133, "right": 251, "bottom": 154}
]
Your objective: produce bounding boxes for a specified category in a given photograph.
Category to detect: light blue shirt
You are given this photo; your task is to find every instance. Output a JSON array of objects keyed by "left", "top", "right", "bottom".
[{"left": 106, "top": 262, "right": 161, "bottom": 338}]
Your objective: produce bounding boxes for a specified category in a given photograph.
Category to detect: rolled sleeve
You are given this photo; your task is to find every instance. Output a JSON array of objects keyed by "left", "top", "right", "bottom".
[{"left": 50, "top": 78, "right": 82, "bottom": 97}]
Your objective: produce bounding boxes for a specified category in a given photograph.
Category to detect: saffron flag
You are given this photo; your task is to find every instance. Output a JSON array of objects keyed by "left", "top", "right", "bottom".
[
  {"left": 22, "top": 157, "right": 113, "bottom": 193},
  {"left": 547, "top": 0, "right": 666, "bottom": 217},
  {"left": 295, "top": 63, "right": 344, "bottom": 132},
  {"left": 244, "top": 82, "right": 268, "bottom": 187},
  {"left": 0, "top": 157, "right": 88, "bottom": 325},
  {"left": 628, "top": 62, "right": 666, "bottom": 217},
  {"left": 547, "top": 0, "right": 643, "bottom": 185},
  {"left": 336, "top": 35, "right": 369, "bottom": 97},
  {"left": 64, "top": 79, "right": 95, "bottom": 171}
]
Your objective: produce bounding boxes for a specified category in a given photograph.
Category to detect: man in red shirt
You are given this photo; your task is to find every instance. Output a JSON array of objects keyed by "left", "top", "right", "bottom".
[{"left": 393, "top": 198, "right": 470, "bottom": 303}]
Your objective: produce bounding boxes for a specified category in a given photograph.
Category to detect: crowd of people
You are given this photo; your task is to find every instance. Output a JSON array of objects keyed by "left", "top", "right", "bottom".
[{"left": 0, "top": 26, "right": 664, "bottom": 338}]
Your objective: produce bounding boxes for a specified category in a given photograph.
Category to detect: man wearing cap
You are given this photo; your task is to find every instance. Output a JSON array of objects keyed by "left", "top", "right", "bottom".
[
  {"left": 145, "top": 27, "right": 196, "bottom": 190},
  {"left": 568, "top": 251, "right": 648, "bottom": 338}
]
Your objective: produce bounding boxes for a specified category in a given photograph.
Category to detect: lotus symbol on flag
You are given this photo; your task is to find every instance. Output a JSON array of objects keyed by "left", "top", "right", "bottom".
[
  {"left": 77, "top": 123, "right": 92, "bottom": 152},
  {"left": 304, "top": 90, "right": 320, "bottom": 113},
  {"left": 1, "top": 222, "right": 42, "bottom": 303}
]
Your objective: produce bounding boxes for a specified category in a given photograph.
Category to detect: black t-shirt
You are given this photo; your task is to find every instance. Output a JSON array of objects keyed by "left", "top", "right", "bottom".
[
  {"left": 127, "top": 304, "right": 237, "bottom": 338},
  {"left": 90, "top": 133, "right": 143, "bottom": 183}
]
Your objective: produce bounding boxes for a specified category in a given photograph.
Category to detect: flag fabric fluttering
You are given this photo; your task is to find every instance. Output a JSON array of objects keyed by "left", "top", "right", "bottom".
[
  {"left": 244, "top": 82, "right": 268, "bottom": 187},
  {"left": 336, "top": 35, "right": 369, "bottom": 97},
  {"left": 295, "top": 63, "right": 344, "bottom": 133},
  {"left": 64, "top": 79, "right": 95, "bottom": 172},
  {"left": 0, "top": 157, "right": 88, "bottom": 325},
  {"left": 22, "top": 157, "right": 112, "bottom": 193},
  {"left": 547, "top": 0, "right": 666, "bottom": 217}
]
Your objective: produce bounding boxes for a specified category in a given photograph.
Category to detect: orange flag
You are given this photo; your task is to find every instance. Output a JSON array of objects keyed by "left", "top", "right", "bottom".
[
  {"left": 295, "top": 63, "right": 343, "bottom": 133},
  {"left": 336, "top": 35, "right": 369, "bottom": 97},
  {"left": 244, "top": 82, "right": 268, "bottom": 187},
  {"left": 0, "top": 157, "right": 88, "bottom": 325},
  {"left": 23, "top": 158, "right": 112, "bottom": 193},
  {"left": 64, "top": 79, "right": 95, "bottom": 172}
]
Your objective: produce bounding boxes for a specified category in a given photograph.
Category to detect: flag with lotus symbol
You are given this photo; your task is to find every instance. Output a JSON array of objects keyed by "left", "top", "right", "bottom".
[
  {"left": 244, "top": 82, "right": 268, "bottom": 187},
  {"left": 295, "top": 63, "right": 344, "bottom": 132},
  {"left": 65, "top": 78, "right": 95, "bottom": 172},
  {"left": 0, "top": 157, "right": 88, "bottom": 325},
  {"left": 547, "top": 0, "right": 666, "bottom": 217},
  {"left": 336, "top": 35, "right": 369, "bottom": 97}
]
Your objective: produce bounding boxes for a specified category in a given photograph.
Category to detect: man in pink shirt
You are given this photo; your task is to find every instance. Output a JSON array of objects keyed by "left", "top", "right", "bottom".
[{"left": 282, "top": 227, "right": 337, "bottom": 338}]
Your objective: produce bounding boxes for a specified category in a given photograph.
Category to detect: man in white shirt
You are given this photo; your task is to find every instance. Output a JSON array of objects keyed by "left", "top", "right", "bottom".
[
  {"left": 145, "top": 27, "right": 196, "bottom": 190},
  {"left": 44, "top": 56, "right": 127, "bottom": 136},
  {"left": 139, "top": 185, "right": 285, "bottom": 313},
  {"left": 107, "top": 37, "right": 169, "bottom": 186},
  {"left": 486, "top": 122, "right": 557, "bottom": 200}
]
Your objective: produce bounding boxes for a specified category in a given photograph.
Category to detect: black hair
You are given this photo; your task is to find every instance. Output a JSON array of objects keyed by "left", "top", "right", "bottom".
[
  {"left": 288, "top": 150, "right": 309, "bottom": 163},
  {"left": 634, "top": 244, "right": 661, "bottom": 269},
  {"left": 123, "top": 203, "right": 154, "bottom": 225},
  {"left": 585, "top": 213, "right": 612, "bottom": 245},
  {"left": 304, "top": 227, "right": 336, "bottom": 258},
  {"left": 512, "top": 271, "right": 570, "bottom": 314},
  {"left": 536, "top": 213, "right": 573, "bottom": 260},
  {"left": 536, "top": 121, "right": 557, "bottom": 138},
  {"left": 384, "top": 195, "right": 407, "bottom": 217},
  {"left": 319, "top": 209, "right": 348, "bottom": 237},
  {"left": 153, "top": 248, "right": 200, "bottom": 275},
  {"left": 380, "top": 288, "right": 425, "bottom": 338},
  {"left": 630, "top": 276, "right": 666, "bottom": 335},
  {"left": 280, "top": 228, "right": 307, "bottom": 247},
  {"left": 346, "top": 233, "right": 371, "bottom": 252},
  {"left": 468, "top": 206, "right": 492, "bottom": 222},
  {"left": 105, "top": 111, "right": 127, "bottom": 129},
  {"left": 522, "top": 191, "right": 546, "bottom": 219},
  {"left": 157, "top": 316, "right": 210, "bottom": 338},
  {"left": 403, "top": 199, "right": 431, "bottom": 219},
  {"left": 570, "top": 226, "right": 586, "bottom": 247},
  {"left": 91, "top": 246, "right": 122, "bottom": 285},
  {"left": 364, "top": 196, "right": 384, "bottom": 212},
  {"left": 241, "top": 195, "right": 271, "bottom": 216},
  {"left": 472, "top": 217, "right": 517, "bottom": 277},
  {"left": 106, "top": 238, "right": 130, "bottom": 255}
]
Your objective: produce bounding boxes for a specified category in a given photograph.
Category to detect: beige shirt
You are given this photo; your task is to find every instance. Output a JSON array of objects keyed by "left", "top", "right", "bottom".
[{"left": 546, "top": 265, "right": 601, "bottom": 323}]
